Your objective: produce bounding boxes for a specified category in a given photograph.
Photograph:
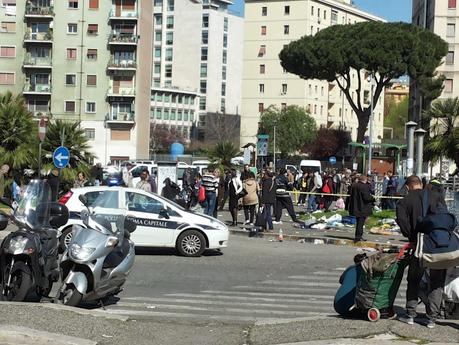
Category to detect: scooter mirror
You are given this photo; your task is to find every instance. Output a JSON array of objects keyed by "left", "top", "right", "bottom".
[
  {"left": 159, "top": 208, "right": 170, "bottom": 220},
  {"left": 78, "top": 194, "right": 88, "bottom": 207}
]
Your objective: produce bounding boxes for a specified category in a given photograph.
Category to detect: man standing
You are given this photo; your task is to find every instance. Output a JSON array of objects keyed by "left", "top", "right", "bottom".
[
  {"left": 202, "top": 168, "right": 219, "bottom": 217},
  {"left": 274, "top": 168, "right": 299, "bottom": 224},
  {"left": 136, "top": 169, "right": 152, "bottom": 193},
  {"left": 396, "top": 176, "right": 446, "bottom": 328},
  {"left": 385, "top": 171, "right": 398, "bottom": 209},
  {"left": 240, "top": 164, "right": 251, "bottom": 182},
  {"left": 347, "top": 175, "right": 375, "bottom": 243}
]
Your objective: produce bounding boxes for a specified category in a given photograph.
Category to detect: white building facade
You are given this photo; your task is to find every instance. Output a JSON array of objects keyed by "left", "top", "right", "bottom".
[{"left": 241, "top": 0, "right": 386, "bottom": 147}]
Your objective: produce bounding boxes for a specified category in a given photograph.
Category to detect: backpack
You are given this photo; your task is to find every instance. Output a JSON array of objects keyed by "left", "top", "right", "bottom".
[{"left": 415, "top": 190, "right": 459, "bottom": 269}]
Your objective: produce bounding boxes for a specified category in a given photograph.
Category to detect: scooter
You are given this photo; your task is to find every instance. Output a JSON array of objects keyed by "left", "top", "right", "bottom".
[
  {"left": 0, "top": 180, "right": 69, "bottom": 301},
  {"left": 58, "top": 194, "right": 136, "bottom": 306}
]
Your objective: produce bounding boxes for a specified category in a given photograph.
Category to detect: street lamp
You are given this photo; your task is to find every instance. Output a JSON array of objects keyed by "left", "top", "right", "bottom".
[
  {"left": 406, "top": 121, "right": 417, "bottom": 176},
  {"left": 415, "top": 128, "right": 427, "bottom": 177},
  {"left": 367, "top": 74, "right": 375, "bottom": 174}
]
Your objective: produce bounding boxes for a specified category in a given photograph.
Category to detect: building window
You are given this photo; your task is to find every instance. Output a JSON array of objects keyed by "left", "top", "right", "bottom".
[
  {"left": 165, "top": 48, "right": 173, "bottom": 61},
  {"left": 201, "top": 47, "right": 207, "bottom": 61},
  {"left": 258, "top": 103, "right": 264, "bottom": 113},
  {"left": 86, "top": 102, "right": 96, "bottom": 113},
  {"left": 259, "top": 83, "right": 264, "bottom": 93},
  {"left": 155, "top": 15, "right": 162, "bottom": 26},
  {"left": 164, "top": 109, "right": 170, "bottom": 120},
  {"left": 154, "top": 0, "right": 163, "bottom": 6},
  {"left": 282, "top": 83, "right": 287, "bottom": 94},
  {"left": 200, "top": 63, "right": 207, "bottom": 78},
  {"left": 221, "top": 83, "right": 226, "bottom": 96},
  {"left": 166, "top": 16, "right": 174, "bottom": 29},
  {"left": 199, "top": 97, "right": 206, "bottom": 110},
  {"left": 87, "top": 24, "right": 98, "bottom": 35},
  {"left": 0, "top": 22, "right": 16, "bottom": 33},
  {"left": 170, "top": 109, "right": 176, "bottom": 120},
  {"left": 260, "top": 64, "right": 265, "bottom": 74},
  {"left": 202, "top": 14, "right": 209, "bottom": 28},
  {"left": 318, "top": 8, "right": 320, "bottom": 18},
  {"left": 258, "top": 45, "right": 266, "bottom": 57},
  {"left": 223, "top": 34, "right": 227, "bottom": 48},
  {"left": 200, "top": 80, "right": 207, "bottom": 93},
  {"left": 87, "top": 49, "right": 97, "bottom": 60},
  {"left": 447, "top": 23, "right": 456, "bottom": 37},
  {"left": 284, "top": 25, "right": 289, "bottom": 34},
  {"left": 224, "top": 17, "right": 228, "bottom": 32},
  {"left": 310, "top": 26, "right": 314, "bottom": 35},
  {"left": 184, "top": 110, "right": 189, "bottom": 121},
  {"left": 281, "top": 103, "right": 287, "bottom": 110},
  {"left": 165, "top": 64, "right": 172, "bottom": 77},
  {"left": 177, "top": 110, "right": 182, "bottom": 121},
  {"left": 65, "top": 101, "right": 76, "bottom": 112},
  {"left": 320, "top": 105, "right": 323, "bottom": 115},
  {"left": 444, "top": 79, "right": 453, "bottom": 92},
  {"left": 167, "top": 0, "right": 174, "bottom": 11},
  {"left": 155, "top": 31, "right": 162, "bottom": 42},
  {"left": 166, "top": 31, "right": 173, "bottom": 45},
  {"left": 89, "top": 0, "right": 98, "bottom": 9},
  {"left": 321, "top": 86, "right": 324, "bottom": 96},
  {"left": 324, "top": 10, "right": 327, "bottom": 20},
  {"left": 314, "top": 105, "right": 317, "bottom": 114},
  {"left": 220, "top": 99, "right": 226, "bottom": 113},
  {"left": 155, "top": 108, "right": 162, "bottom": 119},
  {"left": 65, "top": 74, "right": 76, "bottom": 86},
  {"left": 262, "top": 6, "right": 267, "bottom": 16},
  {"left": 154, "top": 63, "right": 161, "bottom": 74},
  {"left": 311, "top": 6, "right": 314, "bottom": 15},
  {"left": 0, "top": 46, "right": 15, "bottom": 57},
  {"left": 67, "top": 48, "right": 77, "bottom": 59},
  {"left": 446, "top": 51, "right": 455, "bottom": 64},
  {"left": 0, "top": 72, "right": 14, "bottom": 85},
  {"left": 202, "top": 31, "right": 208, "bottom": 44},
  {"left": 67, "top": 23, "right": 77, "bottom": 34},
  {"left": 261, "top": 26, "right": 266, "bottom": 35},
  {"left": 154, "top": 47, "right": 161, "bottom": 58},
  {"left": 68, "top": 0, "right": 78, "bottom": 9},
  {"left": 84, "top": 128, "right": 95, "bottom": 140},
  {"left": 449, "top": 0, "right": 456, "bottom": 9},
  {"left": 222, "top": 50, "right": 227, "bottom": 64},
  {"left": 222, "top": 66, "right": 226, "bottom": 80},
  {"left": 284, "top": 5, "right": 290, "bottom": 15},
  {"left": 331, "top": 10, "right": 338, "bottom": 24},
  {"left": 86, "top": 74, "right": 97, "bottom": 86}
]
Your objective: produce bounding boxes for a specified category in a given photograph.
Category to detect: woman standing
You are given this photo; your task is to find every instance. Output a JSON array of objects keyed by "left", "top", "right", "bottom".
[
  {"left": 228, "top": 169, "right": 243, "bottom": 226},
  {"left": 242, "top": 172, "right": 259, "bottom": 225},
  {"left": 261, "top": 170, "right": 276, "bottom": 231},
  {"left": 74, "top": 171, "right": 89, "bottom": 188}
]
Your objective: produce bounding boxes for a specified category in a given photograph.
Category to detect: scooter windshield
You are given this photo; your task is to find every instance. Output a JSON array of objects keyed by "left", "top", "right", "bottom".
[
  {"left": 14, "top": 180, "right": 52, "bottom": 230},
  {"left": 85, "top": 190, "right": 126, "bottom": 235}
]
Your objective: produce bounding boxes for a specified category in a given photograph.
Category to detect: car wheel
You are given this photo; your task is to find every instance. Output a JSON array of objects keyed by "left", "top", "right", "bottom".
[
  {"left": 59, "top": 227, "right": 73, "bottom": 253},
  {"left": 177, "top": 230, "right": 206, "bottom": 257}
]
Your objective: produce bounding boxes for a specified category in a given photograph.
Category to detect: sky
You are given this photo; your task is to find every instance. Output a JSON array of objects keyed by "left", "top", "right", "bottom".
[{"left": 229, "top": 0, "right": 412, "bottom": 23}]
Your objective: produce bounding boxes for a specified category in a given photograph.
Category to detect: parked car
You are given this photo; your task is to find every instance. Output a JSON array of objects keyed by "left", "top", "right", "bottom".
[{"left": 57, "top": 186, "right": 229, "bottom": 257}]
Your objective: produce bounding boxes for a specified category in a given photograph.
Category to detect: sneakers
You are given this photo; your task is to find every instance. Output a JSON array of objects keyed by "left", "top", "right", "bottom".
[
  {"left": 244, "top": 220, "right": 250, "bottom": 225},
  {"left": 273, "top": 221, "right": 283, "bottom": 225},
  {"left": 425, "top": 319, "right": 435, "bottom": 329},
  {"left": 398, "top": 315, "right": 414, "bottom": 325}
]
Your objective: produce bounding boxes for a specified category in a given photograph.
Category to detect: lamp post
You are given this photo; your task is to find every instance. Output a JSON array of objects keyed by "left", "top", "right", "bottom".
[
  {"left": 273, "top": 125, "right": 276, "bottom": 171},
  {"left": 415, "top": 128, "right": 427, "bottom": 177},
  {"left": 406, "top": 121, "right": 417, "bottom": 176},
  {"left": 368, "top": 77, "right": 375, "bottom": 174}
]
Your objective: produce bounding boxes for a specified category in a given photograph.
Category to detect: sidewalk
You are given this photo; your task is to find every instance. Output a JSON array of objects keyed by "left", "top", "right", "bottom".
[{"left": 218, "top": 207, "right": 406, "bottom": 250}]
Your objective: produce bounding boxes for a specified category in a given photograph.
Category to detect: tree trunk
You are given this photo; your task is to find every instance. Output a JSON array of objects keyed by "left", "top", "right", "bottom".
[{"left": 356, "top": 109, "right": 370, "bottom": 144}]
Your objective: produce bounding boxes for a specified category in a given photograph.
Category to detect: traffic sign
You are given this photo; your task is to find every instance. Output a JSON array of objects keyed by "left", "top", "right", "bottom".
[
  {"left": 257, "top": 134, "right": 269, "bottom": 157},
  {"left": 38, "top": 118, "right": 46, "bottom": 142},
  {"left": 329, "top": 156, "right": 337, "bottom": 165},
  {"left": 53, "top": 146, "right": 70, "bottom": 168}
]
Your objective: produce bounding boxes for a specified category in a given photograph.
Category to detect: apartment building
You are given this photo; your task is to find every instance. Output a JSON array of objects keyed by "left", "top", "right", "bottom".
[
  {"left": 411, "top": 0, "right": 459, "bottom": 122},
  {"left": 149, "top": 0, "right": 244, "bottom": 141},
  {"left": 0, "top": 0, "right": 152, "bottom": 164},
  {"left": 241, "top": 0, "right": 386, "bottom": 147}
]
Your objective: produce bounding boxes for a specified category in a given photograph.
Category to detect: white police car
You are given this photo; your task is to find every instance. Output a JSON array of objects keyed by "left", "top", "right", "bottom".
[{"left": 58, "top": 186, "right": 229, "bottom": 257}]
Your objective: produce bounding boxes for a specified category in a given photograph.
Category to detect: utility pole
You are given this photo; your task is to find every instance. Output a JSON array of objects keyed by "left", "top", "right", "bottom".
[
  {"left": 368, "top": 76, "right": 374, "bottom": 174},
  {"left": 406, "top": 121, "right": 417, "bottom": 176},
  {"left": 273, "top": 125, "right": 276, "bottom": 171},
  {"left": 415, "top": 128, "right": 427, "bottom": 177}
]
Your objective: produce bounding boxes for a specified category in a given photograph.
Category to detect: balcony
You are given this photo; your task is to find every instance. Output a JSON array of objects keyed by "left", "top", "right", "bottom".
[
  {"left": 25, "top": 5, "right": 54, "bottom": 18},
  {"left": 109, "top": 9, "right": 138, "bottom": 21},
  {"left": 107, "top": 87, "right": 136, "bottom": 98},
  {"left": 24, "top": 31, "right": 53, "bottom": 43},
  {"left": 23, "top": 84, "right": 52, "bottom": 95},
  {"left": 29, "top": 110, "right": 51, "bottom": 118},
  {"left": 107, "top": 59, "right": 137, "bottom": 72},
  {"left": 105, "top": 112, "right": 135, "bottom": 127},
  {"left": 23, "top": 56, "right": 52, "bottom": 68},
  {"left": 108, "top": 33, "right": 138, "bottom": 45}
]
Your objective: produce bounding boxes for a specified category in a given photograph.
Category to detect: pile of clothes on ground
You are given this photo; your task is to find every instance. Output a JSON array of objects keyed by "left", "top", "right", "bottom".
[
  {"left": 369, "top": 218, "right": 401, "bottom": 236},
  {"left": 295, "top": 213, "right": 353, "bottom": 230}
]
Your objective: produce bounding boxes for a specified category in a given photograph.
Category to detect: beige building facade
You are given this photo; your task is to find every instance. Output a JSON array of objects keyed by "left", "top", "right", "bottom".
[
  {"left": 0, "top": 0, "right": 152, "bottom": 164},
  {"left": 241, "top": 0, "right": 385, "bottom": 148}
]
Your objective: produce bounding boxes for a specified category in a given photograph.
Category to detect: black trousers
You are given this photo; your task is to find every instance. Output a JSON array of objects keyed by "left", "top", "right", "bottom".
[
  {"left": 275, "top": 197, "right": 297, "bottom": 222},
  {"left": 354, "top": 217, "right": 366, "bottom": 240},
  {"left": 243, "top": 205, "right": 256, "bottom": 223}
]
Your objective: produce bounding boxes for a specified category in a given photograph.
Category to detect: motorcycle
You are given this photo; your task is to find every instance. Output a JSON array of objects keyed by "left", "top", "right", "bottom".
[
  {"left": 0, "top": 180, "right": 69, "bottom": 301},
  {"left": 58, "top": 192, "right": 136, "bottom": 306}
]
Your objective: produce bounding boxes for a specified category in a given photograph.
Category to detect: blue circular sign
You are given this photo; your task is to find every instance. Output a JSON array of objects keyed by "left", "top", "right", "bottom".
[
  {"left": 53, "top": 146, "right": 70, "bottom": 168},
  {"left": 329, "top": 156, "right": 337, "bottom": 165}
]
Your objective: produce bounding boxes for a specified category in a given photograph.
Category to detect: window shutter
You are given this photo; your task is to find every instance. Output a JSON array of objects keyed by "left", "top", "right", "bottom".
[{"left": 89, "top": 0, "right": 99, "bottom": 9}]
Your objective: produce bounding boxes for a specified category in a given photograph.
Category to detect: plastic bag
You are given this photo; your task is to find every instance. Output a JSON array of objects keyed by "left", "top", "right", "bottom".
[{"left": 444, "top": 266, "right": 459, "bottom": 303}]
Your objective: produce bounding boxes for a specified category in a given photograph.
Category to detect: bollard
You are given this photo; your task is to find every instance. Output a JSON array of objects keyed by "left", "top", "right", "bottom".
[{"left": 278, "top": 229, "right": 284, "bottom": 242}]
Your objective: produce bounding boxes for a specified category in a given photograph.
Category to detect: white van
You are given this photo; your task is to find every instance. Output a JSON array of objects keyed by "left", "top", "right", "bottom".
[
  {"left": 299, "top": 160, "right": 322, "bottom": 173},
  {"left": 192, "top": 160, "right": 211, "bottom": 174}
]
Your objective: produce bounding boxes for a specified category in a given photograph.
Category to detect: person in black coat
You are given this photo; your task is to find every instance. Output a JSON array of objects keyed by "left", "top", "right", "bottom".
[
  {"left": 346, "top": 174, "right": 375, "bottom": 242},
  {"left": 261, "top": 170, "right": 276, "bottom": 230}
]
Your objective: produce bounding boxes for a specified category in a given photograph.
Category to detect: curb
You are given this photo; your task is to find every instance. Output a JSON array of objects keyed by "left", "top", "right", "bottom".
[
  {"left": 0, "top": 325, "right": 97, "bottom": 345},
  {"left": 229, "top": 229, "right": 402, "bottom": 250}
]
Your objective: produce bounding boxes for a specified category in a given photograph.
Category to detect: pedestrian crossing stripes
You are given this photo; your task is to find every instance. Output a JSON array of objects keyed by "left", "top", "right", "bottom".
[{"left": 100, "top": 266, "right": 416, "bottom": 322}]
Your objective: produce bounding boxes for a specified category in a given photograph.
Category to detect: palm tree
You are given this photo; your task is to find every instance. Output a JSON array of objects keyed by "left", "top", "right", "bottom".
[
  {"left": 423, "top": 97, "right": 459, "bottom": 175},
  {"left": 0, "top": 91, "right": 35, "bottom": 169},
  {"left": 208, "top": 141, "right": 239, "bottom": 168},
  {"left": 41, "top": 120, "right": 96, "bottom": 183}
]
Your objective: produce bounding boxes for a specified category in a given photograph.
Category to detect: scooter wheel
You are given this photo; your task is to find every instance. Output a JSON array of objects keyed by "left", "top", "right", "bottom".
[
  {"left": 5, "top": 262, "right": 33, "bottom": 302},
  {"left": 62, "top": 285, "right": 83, "bottom": 307},
  {"left": 367, "top": 308, "right": 381, "bottom": 322}
]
